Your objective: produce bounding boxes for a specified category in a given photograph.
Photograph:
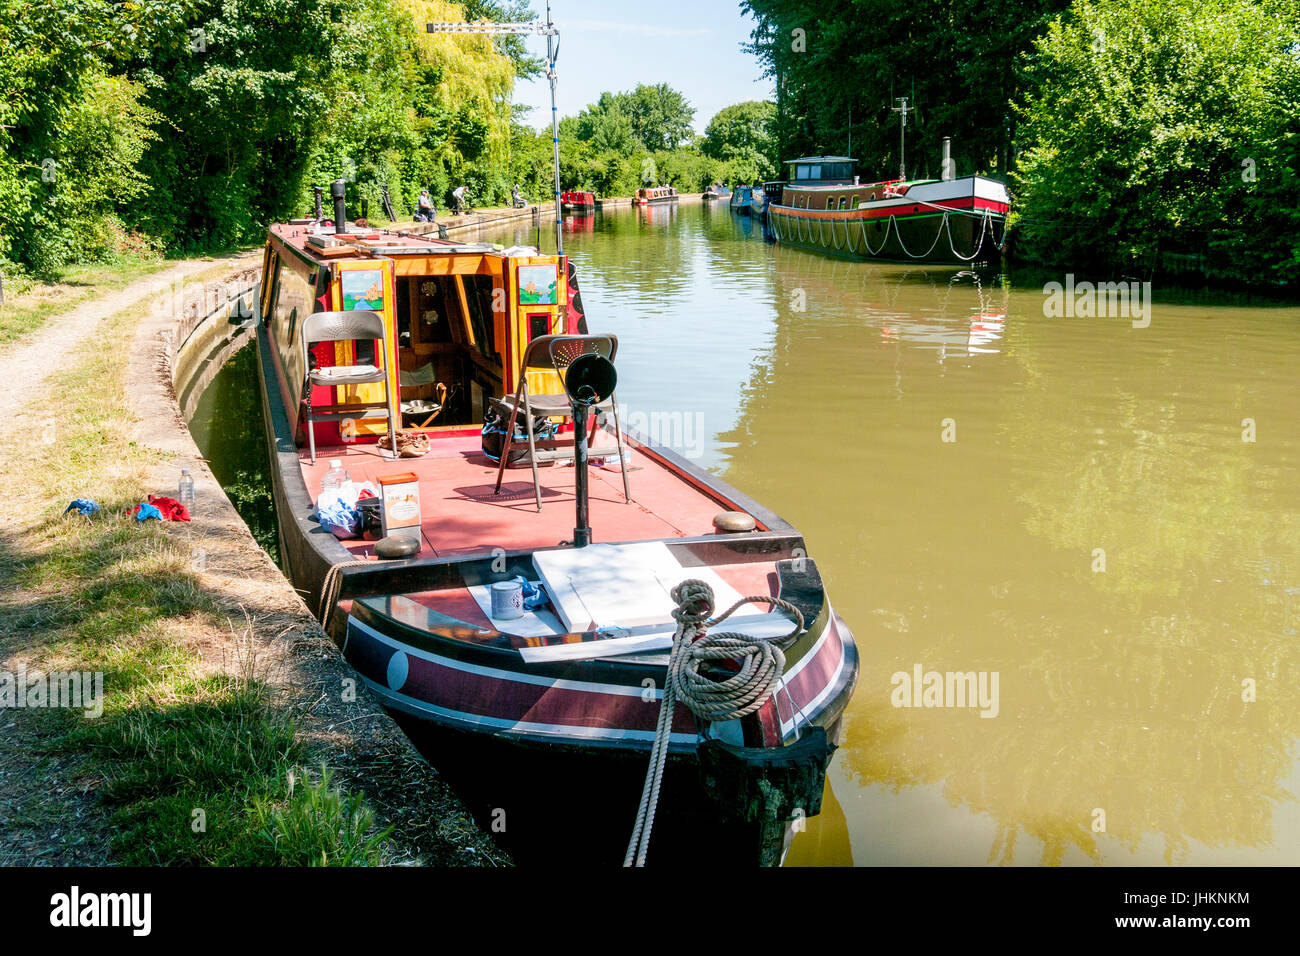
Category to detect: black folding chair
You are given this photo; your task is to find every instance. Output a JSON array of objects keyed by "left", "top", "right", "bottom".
[{"left": 492, "top": 334, "right": 631, "bottom": 511}]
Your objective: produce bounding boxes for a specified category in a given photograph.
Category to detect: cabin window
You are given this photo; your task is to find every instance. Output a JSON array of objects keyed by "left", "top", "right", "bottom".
[
  {"left": 462, "top": 275, "right": 497, "bottom": 361},
  {"left": 839, "top": 196, "right": 848, "bottom": 209}
]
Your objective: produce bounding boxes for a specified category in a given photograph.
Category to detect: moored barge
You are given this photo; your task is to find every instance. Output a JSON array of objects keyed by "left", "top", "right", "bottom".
[
  {"left": 255, "top": 200, "right": 858, "bottom": 865},
  {"left": 561, "top": 190, "right": 597, "bottom": 213},
  {"left": 768, "top": 156, "right": 1009, "bottom": 265},
  {"left": 632, "top": 185, "right": 679, "bottom": 206}
]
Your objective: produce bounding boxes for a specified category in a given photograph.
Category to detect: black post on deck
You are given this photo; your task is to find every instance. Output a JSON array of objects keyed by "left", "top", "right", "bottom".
[
  {"left": 562, "top": 351, "right": 617, "bottom": 550},
  {"left": 313, "top": 185, "right": 323, "bottom": 220},
  {"left": 572, "top": 403, "right": 591, "bottom": 547}
]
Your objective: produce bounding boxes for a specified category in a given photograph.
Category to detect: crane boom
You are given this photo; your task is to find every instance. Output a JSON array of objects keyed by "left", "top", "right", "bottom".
[{"left": 427, "top": 4, "right": 564, "bottom": 255}]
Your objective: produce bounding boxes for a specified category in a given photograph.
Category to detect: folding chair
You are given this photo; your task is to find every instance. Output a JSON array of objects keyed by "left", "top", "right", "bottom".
[
  {"left": 492, "top": 334, "right": 631, "bottom": 512},
  {"left": 301, "top": 310, "right": 396, "bottom": 464}
]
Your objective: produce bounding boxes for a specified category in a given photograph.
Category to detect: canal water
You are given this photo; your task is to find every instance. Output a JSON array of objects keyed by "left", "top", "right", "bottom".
[{"left": 197, "top": 203, "right": 1300, "bottom": 865}]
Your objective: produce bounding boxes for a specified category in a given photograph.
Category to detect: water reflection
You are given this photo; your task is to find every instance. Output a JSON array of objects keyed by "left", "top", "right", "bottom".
[{"left": 480, "top": 205, "right": 1300, "bottom": 865}]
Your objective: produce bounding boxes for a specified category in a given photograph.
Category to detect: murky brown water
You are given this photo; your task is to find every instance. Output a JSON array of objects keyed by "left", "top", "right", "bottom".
[{"left": 484, "top": 203, "right": 1300, "bottom": 864}]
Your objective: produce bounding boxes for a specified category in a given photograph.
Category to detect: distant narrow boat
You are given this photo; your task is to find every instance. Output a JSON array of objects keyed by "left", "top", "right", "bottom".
[
  {"left": 767, "top": 156, "right": 1009, "bottom": 266},
  {"left": 254, "top": 206, "right": 858, "bottom": 864},
  {"left": 703, "top": 184, "right": 732, "bottom": 201},
  {"left": 632, "top": 186, "right": 679, "bottom": 206},
  {"left": 561, "top": 190, "right": 596, "bottom": 213},
  {"left": 729, "top": 185, "right": 753, "bottom": 216}
]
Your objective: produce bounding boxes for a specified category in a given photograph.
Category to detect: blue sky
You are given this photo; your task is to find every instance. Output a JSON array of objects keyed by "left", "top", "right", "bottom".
[{"left": 512, "top": 1, "right": 773, "bottom": 133}]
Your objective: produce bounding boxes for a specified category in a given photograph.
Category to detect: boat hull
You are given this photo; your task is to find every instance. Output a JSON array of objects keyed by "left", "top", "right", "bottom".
[
  {"left": 254, "top": 317, "right": 863, "bottom": 863},
  {"left": 771, "top": 174, "right": 1008, "bottom": 266}
]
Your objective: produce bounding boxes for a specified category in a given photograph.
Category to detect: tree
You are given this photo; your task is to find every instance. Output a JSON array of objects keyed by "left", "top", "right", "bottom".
[
  {"left": 1012, "top": 0, "right": 1300, "bottom": 281},
  {"left": 702, "top": 101, "right": 778, "bottom": 182},
  {"left": 622, "top": 83, "right": 695, "bottom": 152},
  {"left": 742, "top": 0, "right": 1067, "bottom": 180}
]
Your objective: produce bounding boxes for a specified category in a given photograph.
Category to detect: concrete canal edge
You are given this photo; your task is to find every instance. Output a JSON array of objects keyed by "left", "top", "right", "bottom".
[
  {"left": 402, "top": 193, "right": 706, "bottom": 238},
  {"left": 56, "top": 253, "right": 504, "bottom": 864}
]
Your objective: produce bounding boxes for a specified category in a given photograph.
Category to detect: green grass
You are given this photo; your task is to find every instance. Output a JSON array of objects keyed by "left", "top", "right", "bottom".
[{"left": 0, "top": 276, "right": 393, "bottom": 866}]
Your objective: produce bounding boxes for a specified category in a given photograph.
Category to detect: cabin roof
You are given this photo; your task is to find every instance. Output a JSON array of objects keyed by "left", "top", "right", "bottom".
[
  {"left": 269, "top": 222, "right": 503, "bottom": 264},
  {"left": 785, "top": 156, "right": 857, "bottom": 164}
]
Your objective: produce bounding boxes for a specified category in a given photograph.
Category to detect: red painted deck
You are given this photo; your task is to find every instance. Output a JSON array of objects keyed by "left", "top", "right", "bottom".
[{"left": 301, "top": 435, "right": 738, "bottom": 561}]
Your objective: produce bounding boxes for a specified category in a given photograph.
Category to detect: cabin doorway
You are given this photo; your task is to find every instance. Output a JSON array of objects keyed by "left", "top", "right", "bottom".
[{"left": 394, "top": 273, "right": 504, "bottom": 428}]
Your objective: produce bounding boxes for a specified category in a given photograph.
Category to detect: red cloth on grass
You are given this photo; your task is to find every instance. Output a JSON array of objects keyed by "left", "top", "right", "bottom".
[{"left": 148, "top": 495, "right": 191, "bottom": 522}]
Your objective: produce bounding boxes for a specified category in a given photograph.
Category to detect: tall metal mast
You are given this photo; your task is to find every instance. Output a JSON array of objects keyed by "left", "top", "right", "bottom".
[
  {"left": 892, "top": 96, "right": 913, "bottom": 181},
  {"left": 426, "top": 1, "right": 564, "bottom": 254}
]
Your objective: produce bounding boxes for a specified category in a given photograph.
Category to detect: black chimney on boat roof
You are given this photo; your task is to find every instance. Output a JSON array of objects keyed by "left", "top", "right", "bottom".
[
  {"left": 331, "top": 178, "right": 347, "bottom": 235},
  {"left": 313, "top": 185, "right": 323, "bottom": 221}
]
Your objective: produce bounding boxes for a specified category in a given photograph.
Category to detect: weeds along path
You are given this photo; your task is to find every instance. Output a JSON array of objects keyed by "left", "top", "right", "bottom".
[
  {"left": 0, "top": 257, "right": 232, "bottom": 422},
  {"left": 0, "top": 256, "right": 506, "bottom": 866}
]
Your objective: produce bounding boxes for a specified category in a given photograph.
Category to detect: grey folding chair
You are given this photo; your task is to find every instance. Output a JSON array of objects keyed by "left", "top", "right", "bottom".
[
  {"left": 301, "top": 310, "right": 396, "bottom": 464},
  {"left": 492, "top": 333, "right": 631, "bottom": 512}
]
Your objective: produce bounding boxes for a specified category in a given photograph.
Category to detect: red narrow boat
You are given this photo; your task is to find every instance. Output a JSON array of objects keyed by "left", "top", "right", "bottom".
[
  {"left": 255, "top": 201, "right": 858, "bottom": 864},
  {"left": 561, "top": 190, "right": 597, "bottom": 213}
]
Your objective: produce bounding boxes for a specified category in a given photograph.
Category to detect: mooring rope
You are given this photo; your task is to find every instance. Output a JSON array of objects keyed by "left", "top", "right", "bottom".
[
  {"left": 623, "top": 579, "right": 804, "bottom": 867},
  {"left": 318, "top": 559, "right": 373, "bottom": 633}
]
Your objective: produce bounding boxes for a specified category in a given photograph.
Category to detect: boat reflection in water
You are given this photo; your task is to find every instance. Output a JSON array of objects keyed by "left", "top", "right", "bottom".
[{"left": 564, "top": 212, "right": 595, "bottom": 233}]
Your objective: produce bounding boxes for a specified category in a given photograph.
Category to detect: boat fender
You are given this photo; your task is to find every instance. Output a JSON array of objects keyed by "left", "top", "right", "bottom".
[{"left": 713, "top": 511, "right": 757, "bottom": 533}]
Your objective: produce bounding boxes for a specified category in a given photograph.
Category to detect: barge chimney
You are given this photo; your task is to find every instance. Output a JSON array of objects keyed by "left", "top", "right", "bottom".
[
  {"left": 942, "top": 137, "right": 954, "bottom": 181},
  {"left": 331, "top": 178, "right": 348, "bottom": 234}
]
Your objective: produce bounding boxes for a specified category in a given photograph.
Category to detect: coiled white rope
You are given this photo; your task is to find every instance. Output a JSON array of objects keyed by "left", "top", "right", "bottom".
[{"left": 623, "top": 579, "right": 804, "bottom": 867}]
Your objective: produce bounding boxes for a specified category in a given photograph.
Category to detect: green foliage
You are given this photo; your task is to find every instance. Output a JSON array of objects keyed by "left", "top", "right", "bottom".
[
  {"left": 566, "top": 83, "right": 696, "bottom": 154},
  {"left": 702, "top": 100, "right": 779, "bottom": 183},
  {"left": 1012, "top": 0, "right": 1300, "bottom": 281},
  {"left": 0, "top": 0, "right": 529, "bottom": 269},
  {"left": 743, "top": 0, "right": 1069, "bottom": 181}
]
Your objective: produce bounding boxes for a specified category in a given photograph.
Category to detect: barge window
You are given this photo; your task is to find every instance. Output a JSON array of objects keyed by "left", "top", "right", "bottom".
[{"left": 462, "top": 275, "right": 497, "bottom": 361}]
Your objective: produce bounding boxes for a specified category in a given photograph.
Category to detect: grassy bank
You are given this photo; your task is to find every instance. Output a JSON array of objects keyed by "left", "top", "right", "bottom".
[{"left": 0, "top": 264, "right": 504, "bottom": 866}]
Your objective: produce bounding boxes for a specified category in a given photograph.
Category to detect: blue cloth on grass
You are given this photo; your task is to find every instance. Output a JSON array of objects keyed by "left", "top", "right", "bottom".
[
  {"left": 134, "top": 503, "right": 163, "bottom": 522},
  {"left": 64, "top": 498, "right": 100, "bottom": 516}
]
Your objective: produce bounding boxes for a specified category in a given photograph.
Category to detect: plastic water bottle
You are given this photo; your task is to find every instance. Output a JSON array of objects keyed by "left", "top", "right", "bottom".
[
  {"left": 321, "top": 459, "right": 350, "bottom": 495},
  {"left": 179, "top": 469, "right": 195, "bottom": 507}
]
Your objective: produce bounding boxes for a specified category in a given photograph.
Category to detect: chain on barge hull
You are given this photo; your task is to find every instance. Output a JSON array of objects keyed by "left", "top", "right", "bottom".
[{"left": 770, "top": 157, "right": 1010, "bottom": 266}]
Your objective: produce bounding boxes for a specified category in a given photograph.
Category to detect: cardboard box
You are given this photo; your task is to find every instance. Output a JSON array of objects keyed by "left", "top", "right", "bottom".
[{"left": 378, "top": 472, "right": 421, "bottom": 542}]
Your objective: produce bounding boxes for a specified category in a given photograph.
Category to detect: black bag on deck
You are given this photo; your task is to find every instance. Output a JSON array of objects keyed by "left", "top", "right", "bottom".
[{"left": 481, "top": 401, "right": 557, "bottom": 466}]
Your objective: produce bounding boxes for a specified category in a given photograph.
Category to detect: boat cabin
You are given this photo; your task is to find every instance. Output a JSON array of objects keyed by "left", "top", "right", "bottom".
[
  {"left": 778, "top": 156, "right": 927, "bottom": 210},
  {"left": 785, "top": 156, "right": 858, "bottom": 185},
  {"left": 634, "top": 186, "right": 679, "bottom": 204},
  {"left": 260, "top": 222, "right": 577, "bottom": 446}
]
